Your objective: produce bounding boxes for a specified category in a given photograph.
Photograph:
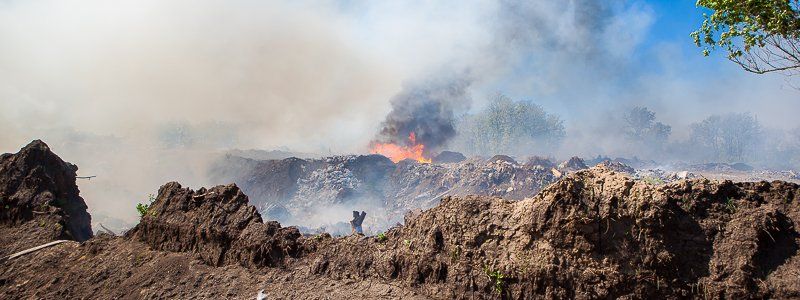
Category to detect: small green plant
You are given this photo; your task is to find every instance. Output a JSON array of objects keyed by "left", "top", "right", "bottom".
[
  {"left": 450, "top": 246, "right": 462, "bottom": 263},
  {"left": 376, "top": 232, "right": 387, "bottom": 242},
  {"left": 136, "top": 194, "right": 156, "bottom": 218},
  {"left": 403, "top": 239, "right": 411, "bottom": 247},
  {"left": 484, "top": 267, "right": 506, "bottom": 294},
  {"left": 314, "top": 234, "right": 323, "bottom": 241},
  {"left": 725, "top": 198, "right": 737, "bottom": 213}
]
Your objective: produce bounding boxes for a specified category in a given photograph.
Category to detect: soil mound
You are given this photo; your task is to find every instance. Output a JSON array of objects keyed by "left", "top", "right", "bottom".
[
  {"left": 309, "top": 165, "right": 800, "bottom": 299},
  {"left": 126, "top": 182, "right": 306, "bottom": 268},
  {"left": 0, "top": 140, "right": 92, "bottom": 255}
]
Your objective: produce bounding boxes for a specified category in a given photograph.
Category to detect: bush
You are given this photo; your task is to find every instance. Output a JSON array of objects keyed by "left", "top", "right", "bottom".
[{"left": 136, "top": 194, "right": 156, "bottom": 218}]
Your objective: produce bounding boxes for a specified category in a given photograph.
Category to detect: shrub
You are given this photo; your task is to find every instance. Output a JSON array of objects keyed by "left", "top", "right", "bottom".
[{"left": 136, "top": 194, "right": 156, "bottom": 218}]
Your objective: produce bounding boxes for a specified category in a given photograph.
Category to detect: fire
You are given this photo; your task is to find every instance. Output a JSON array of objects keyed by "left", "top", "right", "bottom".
[{"left": 370, "top": 132, "right": 432, "bottom": 163}]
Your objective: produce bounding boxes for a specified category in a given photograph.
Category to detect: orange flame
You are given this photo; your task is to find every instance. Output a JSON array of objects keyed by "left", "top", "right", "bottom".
[{"left": 370, "top": 132, "right": 432, "bottom": 163}]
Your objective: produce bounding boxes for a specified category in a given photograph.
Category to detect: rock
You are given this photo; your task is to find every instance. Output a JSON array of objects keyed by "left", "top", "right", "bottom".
[
  {"left": 125, "top": 182, "right": 305, "bottom": 268},
  {"left": 432, "top": 151, "right": 466, "bottom": 164},
  {"left": 0, "top": 140, "right": 93, "bottom": 252}
]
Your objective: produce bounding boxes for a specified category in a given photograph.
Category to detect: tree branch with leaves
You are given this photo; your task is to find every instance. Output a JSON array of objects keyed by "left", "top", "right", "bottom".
[{"left": 692, "top": 0, "right": 800, "bottom": 75}]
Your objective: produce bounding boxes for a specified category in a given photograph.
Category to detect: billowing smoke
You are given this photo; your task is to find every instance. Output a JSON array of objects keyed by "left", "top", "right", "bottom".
[{"left": 374, "top": 77, "right": 471, "bottom": 151}]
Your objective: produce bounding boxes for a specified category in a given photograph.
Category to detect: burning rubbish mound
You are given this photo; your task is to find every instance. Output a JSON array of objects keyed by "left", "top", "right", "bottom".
[
  {"left": 1, "top": 140, "right": 799, "bottom": 299},
  {"left": 0, "top": 140, "right": 92, "bottom": 256},
  {"left": 208, "top": 152, "right": 565, "bottom": 234}
]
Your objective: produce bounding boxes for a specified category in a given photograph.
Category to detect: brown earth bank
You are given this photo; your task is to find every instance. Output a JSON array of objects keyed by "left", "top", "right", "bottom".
[
  {"left": 1, "top": 140, "right": 799, "bottom": 299},
  {"left": 0, "top": 140, "right": 92, "bottom": 257}
]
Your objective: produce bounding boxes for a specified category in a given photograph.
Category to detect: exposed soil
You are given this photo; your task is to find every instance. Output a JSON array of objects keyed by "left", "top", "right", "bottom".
[
  {"left": 0, "top": 140, "right": 92, "bottom": 256},
  {"left": 2, "top": 140, "right": 799, "bottom": 299}
]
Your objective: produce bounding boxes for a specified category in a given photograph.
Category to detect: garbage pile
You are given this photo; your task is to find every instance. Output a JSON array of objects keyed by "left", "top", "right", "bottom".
[{"left": 210, "top": 152, "right": 574, "bottom": 234}]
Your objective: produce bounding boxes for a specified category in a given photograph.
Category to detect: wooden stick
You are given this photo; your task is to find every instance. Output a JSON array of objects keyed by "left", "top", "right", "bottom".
[{"left": 0, "top": 240, "right": 71, "bottom": 263}]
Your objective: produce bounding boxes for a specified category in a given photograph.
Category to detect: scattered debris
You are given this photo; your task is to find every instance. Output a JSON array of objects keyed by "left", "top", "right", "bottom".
[{"left": 210, "top": 153, "right": 559, "bottom": 234}]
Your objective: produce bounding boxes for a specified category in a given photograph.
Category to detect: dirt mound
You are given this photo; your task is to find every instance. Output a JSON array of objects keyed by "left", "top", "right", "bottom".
[
  {"left": 0, "top": 140, "right": 92, "bottom": 255},
  {"left": 126, "top": 182, "right": 306, "bottom": 268},
  {"left": 308, "top": 165, "right": 800, "bottom": 299},
  {"left": 433, "top": 151, "right": 467, "bottom": 164}
]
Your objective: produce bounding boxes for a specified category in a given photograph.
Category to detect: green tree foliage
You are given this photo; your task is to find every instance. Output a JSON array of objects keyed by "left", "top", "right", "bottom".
[
  {"left": 454, "top": 94, "right": 565, "bottom": 156},
  {"left": 690, "top": 113, "right": 762, "bottom": 162},
  {"left": 692, "top": 0, "right": 800, "bottom": 75},
  {"left": 624, "top": 106, "right": 672, "bottom": 144}
]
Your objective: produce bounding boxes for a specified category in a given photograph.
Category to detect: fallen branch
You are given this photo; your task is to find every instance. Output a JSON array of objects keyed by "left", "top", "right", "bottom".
[{"left": 0, "top": 240, "right": 71, "bottom": 263}]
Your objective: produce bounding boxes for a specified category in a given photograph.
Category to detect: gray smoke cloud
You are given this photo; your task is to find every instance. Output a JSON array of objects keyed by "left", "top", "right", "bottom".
[{"left": 375, "top": 76, "right": 471, "bottom": 151}]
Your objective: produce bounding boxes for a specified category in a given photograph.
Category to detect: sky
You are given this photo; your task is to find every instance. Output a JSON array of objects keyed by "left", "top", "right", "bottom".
[{"left": 0, "top": 0, "right": 797, "bottom": 225}]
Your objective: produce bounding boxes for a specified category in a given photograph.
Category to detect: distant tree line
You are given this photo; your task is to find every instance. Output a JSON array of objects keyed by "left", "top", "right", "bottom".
[{"left": 449, "top": 95, "right": 800, "bottom": 169}]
